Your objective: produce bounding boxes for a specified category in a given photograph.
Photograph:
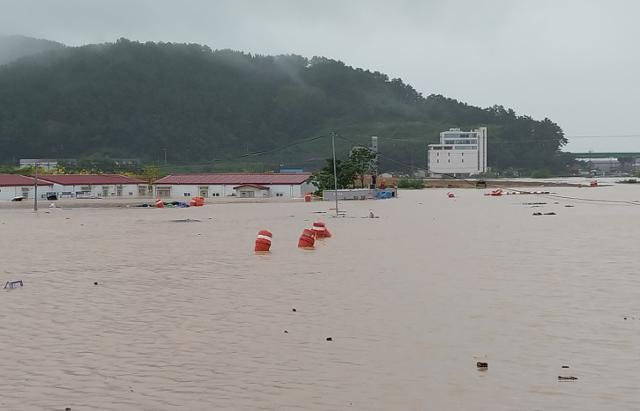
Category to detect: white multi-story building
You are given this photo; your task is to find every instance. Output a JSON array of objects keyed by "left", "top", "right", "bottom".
[{"left": 428, "top": 127, "right": 488, "bottom": 177}]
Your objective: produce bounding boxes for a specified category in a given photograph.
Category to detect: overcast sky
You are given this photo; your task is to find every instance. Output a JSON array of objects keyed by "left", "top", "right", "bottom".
[{"left": 1, "top": 0, "right": 639, "bottom": 152}]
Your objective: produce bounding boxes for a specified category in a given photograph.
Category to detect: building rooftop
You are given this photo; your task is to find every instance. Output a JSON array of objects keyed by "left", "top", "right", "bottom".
[
  {"left": 0, "top": 174, "right": 53, "bottom": 187},
  {"left": 38, "top": 174, "right": 145, "bottom": 185},
  {"left": 155, "top": 173, "right": 312, "bottom": 185}
]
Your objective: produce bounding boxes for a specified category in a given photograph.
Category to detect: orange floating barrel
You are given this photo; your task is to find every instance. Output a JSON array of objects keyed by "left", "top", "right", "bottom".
[
  {"left": 155, "top": 199, "right": 164, "bottom": 208},
  {"left": 312, "top": 221, "right": 331, "bottom": 238},
  {"left": 255, "top": 229, "right": 273, "bottom": 252},
  {"left": 298, "top": 228, "right": 316, "bottom": 248}
]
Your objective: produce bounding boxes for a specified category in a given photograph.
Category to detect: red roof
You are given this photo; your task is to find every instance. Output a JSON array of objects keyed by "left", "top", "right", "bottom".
[
  {"left": 233, "top": 184, "right": 270, "bottom": 190},
  {"left": 38, "top": 174, "right": 145, "bottom": 185},
  {"left": 155, "top": 173, "right": 311, "bottom": 185},
  {"left": 0, "top": 174, "right": 53, "bottom": 187}
]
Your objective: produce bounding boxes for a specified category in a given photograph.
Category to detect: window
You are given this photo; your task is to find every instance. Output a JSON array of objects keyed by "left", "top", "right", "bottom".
[
  {"left": 156, "top": 187, "right": 171, "bottom": 198},
  {"left": 128, "top": 192, "right": 133, "bottom": 196},
  {"left": 461, "top": 153, "right": 464, "bottom": 156},
  {"left": 138, "top": 185, "right": 147, "bottom": 196},
  {"left": 184, "top": 193, "right": 191, "bottom": 197},
  {"left": 276, "top": 193, "right": 284, "bottom": 197},
  {"left": 436, "top": 152, "right": 439, "bottom": 157}
]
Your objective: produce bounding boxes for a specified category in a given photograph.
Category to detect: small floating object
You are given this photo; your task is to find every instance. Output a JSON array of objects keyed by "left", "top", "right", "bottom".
[
  {"left": 558, "top": 376, "right": 578, "bottom": 381},
  {"left": 561, "top": 365, "right": 570, "bottom": 368},
  {"left": 447, "top": 192, "right": 455, "bottom": 198},
  {"left": 369, "top": 210, "right": 375, "bottom": 218},
  {"left": 155, "top": 199, "right": 164, "bottom": 208},
  {"left": 171, "top": 218, "right": 201, "bottom": 223},
  {"left": 590, "top": 180, "right": 598, "bottom": 187},
  {"left": 304, "top": 194, "right": 312, "bottom": 202},
  {"left": 476, "top": 362, "right": 488, "bottom": 369},
  {"left": 298, "top": 228, "right": 315, "bottom": 249},
  {"left": 4, "top": 280, "right": 23, "bottom": 289},
  {"left": 284, "top": 330, "right": 288, "bottom": 333},
  {"left": 533, "top": 212, "right": 543, "bottom": 216},
  {"left": 255, "top": 229, "right": 273, "bottom": 252},
  {"left": 94, "top": 282, "right": 98, "bottom": 286},
  {"left": 544, "top": 212, "right": 556, "bottom": 215},
  {"left": 292, "top": 308, "right": 297, "bottom": 312},
  {"left": 326, "top": 337, "right": 333, "bottom": 341},
  {"left": 564, "top": 205, "right": 574, "bottom": 208},
  {"left": 312, "top": 221, "right": 331, "bottom": 238}
]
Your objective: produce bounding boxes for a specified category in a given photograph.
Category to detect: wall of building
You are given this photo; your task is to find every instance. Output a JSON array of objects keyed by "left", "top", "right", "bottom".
[
  {"left": 428, "top": 148, "right": 480, "bottom": 174},
  {"left": 0, "top": 185, "right": 52, "bottom": 201},
  {"left": 154, "top": 184, "right": 312, "bottom": 199},
  {"left": 48, "top": 184, "right": 146, "bottom": 198}
]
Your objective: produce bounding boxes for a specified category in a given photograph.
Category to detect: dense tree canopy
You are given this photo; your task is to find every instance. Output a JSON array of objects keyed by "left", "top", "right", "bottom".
[{"left": 0, "top": 38, "right": 569, "bottom": 173}]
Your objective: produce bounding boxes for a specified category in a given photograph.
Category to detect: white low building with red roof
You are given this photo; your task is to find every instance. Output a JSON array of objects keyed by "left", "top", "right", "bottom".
[
  {"left": 38, "top": 174, "right": 149, "bottom": 198},
  {"left": 153, "top": 173, "right": 314, "bottom": 199},
  {"left": 0, "top": 174, "right": 53, "bottom": 201}
]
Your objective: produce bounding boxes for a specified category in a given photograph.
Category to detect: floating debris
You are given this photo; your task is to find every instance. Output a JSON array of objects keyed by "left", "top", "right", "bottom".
[
  {"left": 94, "top": 282, "right": 99, "bottom": 286},
  {"left": 561, "top": 365, "right": 570, "bottom": 368},
  {"left": 171, "top": 218, "right": 201, "bottom": 223},
  {"left": 326, "top": 337, "right": 333, "bottom": 341},
  {"left": 4, "top": 280, "right": 23, "bottom": 289},
  {"left": 284, "top": 330, "right": 288, "bottom": 333},
  {"left": 476, "top": 362, "right": 488, "bottom": 369},
  {"left": 292, "top": 308, "right": 297, "bottom": 312},
  {"left": 558, "top": 376, "right": 578, "bottom": 381},
  {"left": 564, "top": 205, "right": 575, "bottom": 208}
]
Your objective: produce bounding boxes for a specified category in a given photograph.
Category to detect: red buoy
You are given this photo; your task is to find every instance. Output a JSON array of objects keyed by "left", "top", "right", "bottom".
[
  {"left": 255, "top": 230, "right": 272, "bottom": 252},
  {"left": 298, "top": 228, "right": 316, "bottom": 248},
  {"left": 447, "top": 192, "right": 455, "bottom": 198},
  {"left": 304, "top": 194, "right": 312, "bottom": 202},
  {"left": 312, "top": 221, "right": 331, "bottom": 238},
  {"left": 155, "top": 199, "right": 164, "bottom": 208},
  {"left": 190, "top": 196, "right": 205, "bottom": 206}
]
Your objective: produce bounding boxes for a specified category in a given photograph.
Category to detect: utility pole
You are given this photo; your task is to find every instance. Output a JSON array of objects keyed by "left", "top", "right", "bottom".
[
  {"left": 163, "top": 148, "right": 167, "bottom": 165},
  {"left": 331, "top": 132, "right": 339, "bottom": 217},
  {"left": 33, "top": 161, "right": 38, "bottom": 212}
]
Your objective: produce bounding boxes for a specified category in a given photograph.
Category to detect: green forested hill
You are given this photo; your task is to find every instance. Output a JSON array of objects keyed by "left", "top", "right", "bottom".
[
  {"left": 0, "top": 38, "right": 568, "bottom": 173},
  {"left": 0, "top": 35, "right": 65, "bottom": 65}
]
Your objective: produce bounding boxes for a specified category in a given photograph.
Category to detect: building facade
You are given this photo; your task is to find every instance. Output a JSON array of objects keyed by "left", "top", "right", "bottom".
[
  {"left": 153, "top": 173, "right": 315, "bottom": 199},
  {"left": 0, "top": 174, "right": 53, "bottom": 201},
  {"left": 38, "top": 174, "right": 149, "bottom": 198},
  {"left": 428, "top": 127, "right": 488, "bottom": 177}
]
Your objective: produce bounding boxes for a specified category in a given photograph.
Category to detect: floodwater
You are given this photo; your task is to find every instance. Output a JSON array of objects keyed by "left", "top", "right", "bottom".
[{"left": 1, "top": 184, "right": 639, "bottom": 410}]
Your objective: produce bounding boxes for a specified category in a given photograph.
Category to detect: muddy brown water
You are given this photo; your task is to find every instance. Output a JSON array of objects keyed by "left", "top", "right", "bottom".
[{"left": 1, "top": 185, "right": 639, "bottom": 410}]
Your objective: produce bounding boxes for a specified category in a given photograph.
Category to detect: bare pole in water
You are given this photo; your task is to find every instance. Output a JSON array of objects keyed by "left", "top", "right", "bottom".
[
  {"left": 331, "top": 132, "right": 339, "bottom": 217},
  {"left": 34, "top": 161, "right": 38, "bottom": 212}
]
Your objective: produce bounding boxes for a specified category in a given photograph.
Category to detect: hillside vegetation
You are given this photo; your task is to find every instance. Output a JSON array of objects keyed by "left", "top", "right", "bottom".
[
  {"left": 0, "top": 38, "right": 568, "bottom": 173},
  {"left": 0, "top": 35, "right": 65, "bottom": 65}
]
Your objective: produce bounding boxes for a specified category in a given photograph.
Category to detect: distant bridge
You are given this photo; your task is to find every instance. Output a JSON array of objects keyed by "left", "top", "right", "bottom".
[{"left": 567, "top": 152, "right": 640, "bottom": 159}]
